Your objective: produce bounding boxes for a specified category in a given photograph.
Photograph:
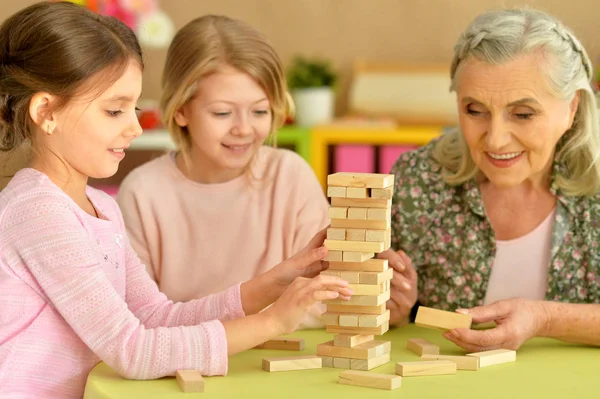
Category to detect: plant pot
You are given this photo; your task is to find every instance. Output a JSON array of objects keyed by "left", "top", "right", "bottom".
[{"left": 291, "top": 87, "right": 334, "bottom": 127}]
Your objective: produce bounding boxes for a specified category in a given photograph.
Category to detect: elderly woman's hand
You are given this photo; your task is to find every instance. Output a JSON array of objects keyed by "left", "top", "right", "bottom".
[
  {"left": 442, "top": 298, "right": 549, "bottom": 351},
  {"left": 378, "top": 249, "right": 418, "bottom": 326}
]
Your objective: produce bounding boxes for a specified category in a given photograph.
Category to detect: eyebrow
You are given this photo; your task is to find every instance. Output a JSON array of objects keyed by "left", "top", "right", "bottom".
[
  {"left": 103, "top": 93, "right": 142, "bottom": 102},
  {"left": 207, "top": 97, "right": 269, "bottom": 105},
  {"left": 461, "top": 96, "right": 541, "bottom": 107}
]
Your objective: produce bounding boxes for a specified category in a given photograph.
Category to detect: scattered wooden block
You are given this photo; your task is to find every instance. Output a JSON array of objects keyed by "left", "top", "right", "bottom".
[
  {"left": 324, "top": 250, "right": 343, "bottom": 262},
  {"left": 331, "top": 218, "right": 391, "bottom": 230},
  {"left": 346, "top": 228, "right": 366, "bottom": 241},
  {"left": 328, "top": 259, "right": 388, "bottom": 272},
  {"left": 339, "top": 314, "right": 359, "bottom": 327},
  {"left": 351, "top": 352, "right": 391, "bottom": 371},
  {"left": 328, "top": 206, "right": 348, "bottom": 219},
  {"left": 324, "top": 290, "right": 390, "bottom": 306},
  {"left": 359, "top": 309, "right": 391, "bottom": 327},
  {"left": 176, "top": 370, "right": 205, "bottom": 393},
  {"left": 370, "top": 187, "right": 393, "bottom": 199},
  {"left": 327, "top": 303, "right": 387, "bottom": 315},
  {"left": 326, "top": 321, "right": 389, "bottom": 336},
  {"left": 406, "top": 338, "right": 440, "bottom": 356},
  {"left": 317, "top": 340, "right": 391, "bottom": 360},
  {"left": 421, "top": 354, "right": 479, "bottom": 370},
  {"left": 321, "top": 356, "right": 334, "bottom": 368},
  {"left": 339, "top": 370, "right": 402, "bottom": 390},
  {"left": 347, "top": 207, "right": 368, "bottom": 219},
  {"left": 331, "top": 197, "right": 391, "bottom": 209},
  {"left": 327, "top": 228, "right": 346, "bottom": 240},
  {"left": 334, "top": 334, "right": 374, "bottom": 348},
  {"left": 466, "top": 349, "right": 516, "bottom": 367},
  {"left": 359, "top": 268, "right": 394, "bottom": 285},
  {"left": 327, "top": 186, "right": 347, "bottom": 198},
  {"left": 415, "top": 306, "right": 472, "bottom": 331},
  {"left": 342, "top": 251, "right": 374, "bottom": 262},
  {"left": 333, "top": 357, "right": 351, "bottom": 369},
  {"left": 262, "top": 356, "right": 322, "bottom": 372},
  {"left": 340, "top": 271, "right": 360, "bottom": 283},
  {"left": 325, "top": 239, "right": 383, "bottom": 253},
  {"left": 395, "top": 360, "right": 457, "bottom": 376},
  {"left": 328, "top": 173, "right": 394, "bottom": 189},
  {"left": 347, "top": 187, "right": 370, "bottom": 199},
  {"left": 367, "top": 208, "right": 391, "bottom": 221},
  {"left": 254, "top": 338, "right": 304, "bottom": 351},
  {"left": 347, "top": 283, "right": 386, "bottom": 296}
]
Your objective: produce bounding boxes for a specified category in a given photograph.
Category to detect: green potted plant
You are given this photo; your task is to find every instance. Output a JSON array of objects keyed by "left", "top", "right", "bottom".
[{"left": 287, "top": 56, "right": 337, "bottom": 127}]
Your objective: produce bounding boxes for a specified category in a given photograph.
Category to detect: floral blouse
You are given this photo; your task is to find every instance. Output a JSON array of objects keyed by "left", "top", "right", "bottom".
[{"left": 390, "top": 140, "right": 600, "bottom": 310}]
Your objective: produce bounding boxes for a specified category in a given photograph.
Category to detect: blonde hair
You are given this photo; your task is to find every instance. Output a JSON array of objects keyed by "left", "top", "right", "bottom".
[
  {"left": 160, "top": 15, "right": 292, "bottom": 171},
  {"left": 433, "top": 8, "right": 600, "bottom": 196}
]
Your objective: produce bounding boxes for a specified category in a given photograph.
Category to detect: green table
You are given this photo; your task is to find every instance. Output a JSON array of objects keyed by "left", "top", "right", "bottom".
[
  {"left": 267, "top": 126, "right": 311, "bottom": 164},
  {"left": 84, "top": 324, "right": 597, "bottom": 398}
]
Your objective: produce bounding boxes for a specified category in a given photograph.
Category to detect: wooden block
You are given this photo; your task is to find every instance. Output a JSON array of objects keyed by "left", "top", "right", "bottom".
[
  {"left": 346, "top": 229, "right": 366, "bottom": 241},
  {"left": 347, "top": 283, "right": 385, "bottom": 296},
  {"left": 324, "top": 251, "right": 343, "bottom": 262},
  {"left": 351, "top": 352, "right": 391, "bottom": 371},
  {"left": 322, "top": 312, "right": 339, "bottom": 325},
  {"left": 339, "top": 370, "right": 401, "bottom": 390},
  {"left": 340, "top": 271, "right": 360, "bottom": 283},
  {"left": 176, "top": 370, "right": 204, "bottom": 393},
  {"left": 325, "top": 290, "right": 390, "bottom": 306},
  {"left": 367, "top": 208, "right": 391, "bottom": 221},
  {"left": 254, "top": 338, "right": 304, "bottom": 351},
  {"left": 262, "top": 356, "right": 322, "bottom": 372},
  {"left": 347, "top": 207, "right": 368, "bottom": 219},
  {"left": 334, "top": 334, "right": 374, "bottom": 348},
  {"left": 333, "top": 357, "right": 351, "bottom": 369},
  {"left": 466, "top": 349, "right": 516, "bottom": 367},
  {"left": 328, "top": 258, "right": 388, "bottom": 272},
  {"left": 371, "top": 187, "right": 393, "bottom": 199},
  {"left": 327, "top": 228, "right": 346, "bottom": 240},
  {"left": 320, "top": 270, "right": 341, "bottom": 278},
  {"left": 365, "top": 228, "right": 391, "bottom": 243},
  {"left": 327, "top": 303, "right": 387, "bottom": 315},
  {"left": 328, "top": 207, "right": 348, "bottom": 219},
  {"left": 406, "top": 338, "right": 440, "bottom": 356},
  {"left": 331, "top": 197, "right": 391, "bottom": 209},
  {"left": 359, "top": 309, "right": 391, "bottom": 327},
  {"left": 421, "top": 354, "right": 479, "bottom": 370},
  {"left": 347, "top": 187, "right": 370, "bottom": 198},
  {"left": 384, "top": 229, "right": 391, "bottom": 250},
  {"left": 328, "top": 172, "right": 394, "bottom": 189},
  {"left": 339, "top": 314, "right": 359, "bottom": 327},
  {"left": 415, "top": 306, "right": 472, "bottom": 331},
  {"left": 325, "top": 239, "right": 383, "bottom": 253},
  {"left": 331, "top": 218, "right": 391, "bottom": 230},
  {"left": 342, "top": 251, "right": 374, "bottom": 262},
  {"left": 317, "top": 340, "right": 391, "bottom": 360},
  {"left": 359, "top": 268, "right": 394, "bottom": 285},
  {"left": 327, "top": 186, "right": 346, "bottom": 198},
  {"left": 395, "top": 360, "right": 457, "bottom": 376},
  {"left": 326, "top": 321, "right": 389, "bottom": 336},
  {"left": 321, "top": 356, "right": 334, "bottom": 368}
]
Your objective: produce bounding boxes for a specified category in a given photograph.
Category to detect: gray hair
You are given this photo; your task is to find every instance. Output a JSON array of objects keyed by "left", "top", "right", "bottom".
[{"left": 434, "top": 8, "right": 600, "bottom": 196}]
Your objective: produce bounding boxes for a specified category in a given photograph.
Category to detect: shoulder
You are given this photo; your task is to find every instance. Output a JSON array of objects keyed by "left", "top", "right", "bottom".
[{"left": 119, "top": 153, "right": 173, "bottom": 193}]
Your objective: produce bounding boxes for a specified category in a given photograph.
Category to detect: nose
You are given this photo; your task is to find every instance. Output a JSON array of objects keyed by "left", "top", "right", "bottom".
[
  {"left": 128, "top": 112, "right": 144, "bottom": 138},
  {"left": 231, "top": 113, "right": 253, "bottom": 137},
  {"left": 485, "top": 114, "right": 511, "bottom": 150}
]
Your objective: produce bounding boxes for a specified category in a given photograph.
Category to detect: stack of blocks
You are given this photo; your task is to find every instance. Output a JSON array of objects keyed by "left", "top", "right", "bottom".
[{"left": 317, "top": 172, "right": 394, "bottom": 371}]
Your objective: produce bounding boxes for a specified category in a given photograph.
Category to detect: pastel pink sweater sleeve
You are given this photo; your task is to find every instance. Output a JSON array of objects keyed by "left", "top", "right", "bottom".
[{"left": 4, "top": 191, "right": 241, "bottom": 379}]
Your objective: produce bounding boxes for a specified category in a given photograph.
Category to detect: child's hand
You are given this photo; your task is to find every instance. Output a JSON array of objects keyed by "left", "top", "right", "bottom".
[{"left": 265, "top": 275, "right": 353, "bottom": 335}]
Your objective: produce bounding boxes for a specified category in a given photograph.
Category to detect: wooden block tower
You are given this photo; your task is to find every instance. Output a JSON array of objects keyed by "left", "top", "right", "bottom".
[{"left": 317, "top": 172, "right": 394, "bottom": 371}]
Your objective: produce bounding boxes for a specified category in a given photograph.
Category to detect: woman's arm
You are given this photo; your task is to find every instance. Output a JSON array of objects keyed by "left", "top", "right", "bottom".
[{"left": 540, "top": 302, "right": 600, "bottom": 345}]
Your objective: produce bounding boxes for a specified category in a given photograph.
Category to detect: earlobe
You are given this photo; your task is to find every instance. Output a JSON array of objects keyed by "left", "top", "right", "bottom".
[
  {"left": 174, "top": 107, "right": 188, "bottom": 127},
  {"left": 29, "top": 92, "right": 56, "bottom": 134},
  {"left": 567, "top": 91, "right": 581, "bottom": 129}
]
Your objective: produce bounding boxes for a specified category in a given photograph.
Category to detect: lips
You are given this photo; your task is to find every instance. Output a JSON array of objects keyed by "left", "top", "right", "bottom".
[{"left": 486, "top": 151, "right": 523, "bottom": 160}]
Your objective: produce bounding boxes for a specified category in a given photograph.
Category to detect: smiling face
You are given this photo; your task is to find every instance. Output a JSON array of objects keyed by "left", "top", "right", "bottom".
[
  {"left": 174, "top": 64, "right": 272, "bottom": 183},
  {"left": 456, "top": 52, "right": 579, "bottom": 188}
]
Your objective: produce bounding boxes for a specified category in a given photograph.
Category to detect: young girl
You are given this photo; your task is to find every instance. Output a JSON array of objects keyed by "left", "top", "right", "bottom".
[
  {"left": 0, "top": 3, "right": 351, "bottom": 398},
  {"left": 117, "top": 15, "right": 330, "bottom": 327}
]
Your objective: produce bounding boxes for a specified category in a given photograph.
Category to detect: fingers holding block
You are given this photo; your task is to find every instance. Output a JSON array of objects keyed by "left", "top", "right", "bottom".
[
  {"left": 176, "top": 370, "right": 204, "bottom": 393},
  {"left": 339, "top": 370, "right": 402, "bottom": 390},
  {"left": 415, "top": 306, "right": 472, "bottom": 331}
]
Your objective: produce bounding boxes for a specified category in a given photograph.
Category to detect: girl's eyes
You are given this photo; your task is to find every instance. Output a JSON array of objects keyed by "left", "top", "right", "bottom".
[
  {"left": 212, "top": 112, "right": 231, "bottom": 117},
  {"left": 106, "top": 110, "right": 123, "bottom": 117}
]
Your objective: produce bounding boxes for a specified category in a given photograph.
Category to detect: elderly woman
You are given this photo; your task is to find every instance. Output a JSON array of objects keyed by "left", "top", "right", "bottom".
[{"left": 381, "top": 8, "right": 600, "bottom": 351}]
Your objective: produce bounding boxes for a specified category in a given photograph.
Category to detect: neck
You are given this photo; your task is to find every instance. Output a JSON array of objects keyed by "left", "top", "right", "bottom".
[{"left": 176, "top": 150, "right": 246, "bottom": 184}]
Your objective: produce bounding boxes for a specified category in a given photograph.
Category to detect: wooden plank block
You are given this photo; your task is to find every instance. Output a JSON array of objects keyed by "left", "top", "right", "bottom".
[
  {"left": 347, "top": 207, "right": 368, "bottom": 219},
  {"left": 176, "top": 370, "right": 204, "bottom": 393},
  {"left": 347, "top": 187, "right": 370, "bottom": 198},
  {"left": 359, "top": 309, "right": 391, "bottom": 327},
  {"left": 371, "top": 187, "right": 393, "bottom": 199},
  {"left": 351, "top": 352, "right": 391, "bottom": 371},
  {"left": 328, "top": 207, "right": 348, "bottom": 219},
  {"left": 327, "top": 186, "right": 346, "bottom": 198},
  {"left": 254, "top": 338, "right": 304, "bottom": 351},
  {"left": 320, "top": 270, "right": 341, "bottom": 278},
  {"left": 466, "top": 349, "right": 516, "bottom": 367},
  {"left": 339, "top": 370, "right": 401, "bottom": 390},
  {"left": 347, "top": 283, "right": 386, "bottom": 296},
  {"left": 317, "top": 340, "right": 391, "bottom": 360},
  {"left": 339, "top": 314, "right": 359, "bottom": 327},
  {"left": 343, "top": 251, "right": 374, "bottom": 262},
  {"left": 328, "top": 172, "right": 394, "bottom": 189},
  {"left": 415, "top": 306, "right": 472, "bottom": 331},
  {"left": 367, "top": 208, "right": 391, "bottom": 221},
  {"left": 322, "top": 312, "right": 339, "bottom": 325},
  {"left": 327, "top": 228, "right": 346, "bottom": 240},
  {"left": 328, "top": 259, "right": 388, "bottom": 272},
  {"left": 326, "top": 321, "right": 389, "bottom": 336},
  {"left": 325, "top": 239, "right": 383, "bottom": 253},
  {"left": 325, "top": 290, "right": 390, "bottom": 306},
  {"left": 406, "top": 338, "right": 440, "bottom": 356},
  {"left": 327, "top": 303, "right": 387, "bottom": 315},
  {"left": 421, "top": 354, "right": 479, "bottom": 370},
  {"left": 324, "top": 251, "right": 343, "bottom": 262},
  {"left": 359, "top": 268, "right": 394, "bottom": 285},
  {"left": 331, "top": 218, "right": 391, "bottom": 230},
  {"left": 365, "top": 228, "right": 391, "bottom": 243},
  {"left": 395, "top": 360, "right": 457, "bottom": 376},
  {"left": 340, "top": 271, "right": 360, "bottom": 283},
  {"left": 331, "top": 197, "right": 391, "bottom": 209},
  {"left": 333, "top": 357, "right": 351, "bottom": 369},
  {"left": 262, "top": 356, "right": 322, "bottom": 372},
  {"left": 334, "top": 334, "right": 374, "bottom": 348},
  {"left": 346, "top": 229, "right": 366, "bottom": 241},
  {"left": 321, "top": 356, "right": 334, "bottom": 368}
]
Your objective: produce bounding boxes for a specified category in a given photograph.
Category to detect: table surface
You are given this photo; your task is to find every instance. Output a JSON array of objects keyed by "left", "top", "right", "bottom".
[{"left": 84, "top": 324, "right": 597, "bottom": 398}]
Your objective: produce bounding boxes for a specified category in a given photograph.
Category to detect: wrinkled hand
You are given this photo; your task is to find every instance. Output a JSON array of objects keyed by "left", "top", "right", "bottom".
[
  {"left": 443, "top": 298, "right": 549, "bottom": 351},
  {"left": 378, "top": 249, "right": 418, "bottom": 326},
  {"left": 266, "top": 275, "right": 353, "bottom": 335}
]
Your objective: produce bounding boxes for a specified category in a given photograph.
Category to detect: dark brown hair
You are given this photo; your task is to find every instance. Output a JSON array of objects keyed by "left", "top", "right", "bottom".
[{"left": 0, "top": 1, "right": 143, "bottom": 152}]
